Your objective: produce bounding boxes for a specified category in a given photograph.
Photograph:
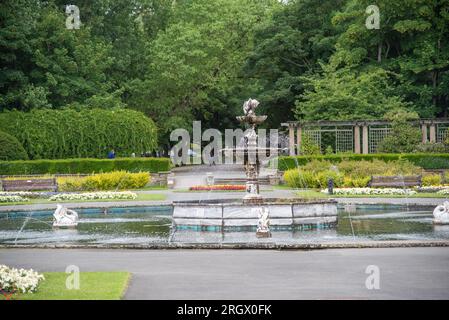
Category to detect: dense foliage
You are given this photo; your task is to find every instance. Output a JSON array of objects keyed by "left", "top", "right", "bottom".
[
  {"left": 0, "top": 109, "right": 157, "bottom": 159},
  {"left": 284, "top": 159, "right": 421, "bottom": 188},
  {"left": 0, "top": 157, "right": 170, "bottom": 175},
  {"left": 57, "top": 171, "right": 149, "bottom": 191},
  {"left": 0, "top": 131, "right": 29, "bottom": 161},
  {"left": 1, "top": 0, "right": 448, "bottom": 150}
]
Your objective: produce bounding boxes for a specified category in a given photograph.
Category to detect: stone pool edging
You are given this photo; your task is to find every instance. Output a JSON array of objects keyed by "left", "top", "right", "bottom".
[
  {"left": 1, "top": 240, "right": 448, "bottom": 250},
  {"left": 0, "top": 196, "right": 444, "bottom": 213}
]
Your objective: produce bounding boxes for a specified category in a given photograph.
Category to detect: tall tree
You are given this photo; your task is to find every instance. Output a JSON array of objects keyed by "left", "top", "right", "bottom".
[
  {"left": 245, "top": 0, "right": 345, "bottom": 127},
  {"left": 130, "top": 0, "right": 279, "bottom": 147}
]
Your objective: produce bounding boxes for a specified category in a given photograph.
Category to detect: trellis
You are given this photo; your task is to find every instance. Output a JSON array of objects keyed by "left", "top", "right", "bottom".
[
  {"left": 303, "top": 126, "right": 354, "bottom": 153},
  {"left": 369, "top": 127, "right": 391, "bottom": 154},
  {"left": 437, "top": 124, "right": 449, "bottom": 143},
  {"left": 282, "top": 118, "right": 449, "bottom": 156}
]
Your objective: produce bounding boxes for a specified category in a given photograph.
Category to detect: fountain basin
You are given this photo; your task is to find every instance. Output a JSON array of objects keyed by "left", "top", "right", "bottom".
[{"left": 173, "top": 198, "right": 338, "bottom": 231}]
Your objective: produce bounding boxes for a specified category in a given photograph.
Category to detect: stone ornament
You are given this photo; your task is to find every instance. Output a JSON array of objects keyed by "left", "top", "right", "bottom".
[
  {"left": 243, "top": 98, "right": 259, "bottom": 116},
  {"left": 433, "top": 202, "right": 449, "bottom": 225},
  {"left": 255, "top": 207, "right": 271, "bottom": 238},
  {"left": 53, "top": 204, "right": 79, "bottom": 228}
]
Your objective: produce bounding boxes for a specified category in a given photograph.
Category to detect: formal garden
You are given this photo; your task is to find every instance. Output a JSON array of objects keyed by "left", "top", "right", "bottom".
[{"left": 1, "top": 0, "right": 449, "bottom": 301}]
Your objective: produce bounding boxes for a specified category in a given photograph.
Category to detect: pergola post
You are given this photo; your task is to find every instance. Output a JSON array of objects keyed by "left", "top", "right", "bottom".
[
  {"left": 362, "top": 124, "right": 369, "bottom": 154},
  {"left": 354, "top": 124, "right": 361, "bottom": 154},
  {"left": 296, "top": 125, "right": 302, "bottom": 155},
  {"left": 421, "top": 123, "right": 428, "bottom": 143},
  {"left": 429, "top": 123, "right": 436, "bottom": 143},
  {"left": 288, "top": 124, "right": 296, "bottom": 156}
]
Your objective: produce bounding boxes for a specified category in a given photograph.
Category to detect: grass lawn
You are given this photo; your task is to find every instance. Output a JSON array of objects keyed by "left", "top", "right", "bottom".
[
  {"left": 3, "top": 272, "right": 130, "bottom": 300},
  {"left": 137, "top": 186, "right": 168, "bottom": 191},
  {"left": 0, "top": 192, "right": 166, "bottom": 206}
]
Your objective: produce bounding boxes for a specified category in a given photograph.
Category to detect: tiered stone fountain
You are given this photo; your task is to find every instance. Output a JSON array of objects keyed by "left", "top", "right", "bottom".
[{"left": 172, "top": 99, "right": 338, "bottom": 237}]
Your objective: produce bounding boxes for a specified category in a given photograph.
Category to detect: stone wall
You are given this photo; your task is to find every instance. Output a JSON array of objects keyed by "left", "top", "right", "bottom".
[{"left": 148, "top": 171, "right": 170, "bottom": 187}]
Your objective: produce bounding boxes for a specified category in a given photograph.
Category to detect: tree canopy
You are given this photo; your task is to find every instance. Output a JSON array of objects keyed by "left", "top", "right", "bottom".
[{"left": 1, "top": 0, "right": 448, "bottom": 150}]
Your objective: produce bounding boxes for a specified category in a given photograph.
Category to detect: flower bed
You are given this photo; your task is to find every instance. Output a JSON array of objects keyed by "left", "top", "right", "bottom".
[
  {"left": 321, "top": 188, "right": 417, "bottom": 196},
  {"left": 416, "top": 186, "right": 449, "bottom": 193},
  {"left": 189, "top": 185, "right": 246, "bottom": 191},
  {"left": 0, "top": 195, "right": 29, "bottom": 203},
  {"left": 437, "top": 189, "right": 449, "bottom": 195},
  {"left": 0, "top": 191, "right": 45, "bottom": 199},
  {"left": 0, "top": 265, "right": 45, "bottom": 293},
  {"left": 49, "top": 191, "right": 138, "bottom": 201}
]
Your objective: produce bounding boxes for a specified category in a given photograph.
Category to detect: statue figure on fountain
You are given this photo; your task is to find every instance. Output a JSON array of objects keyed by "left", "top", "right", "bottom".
[
  {"left": 256, "top": 207, "right": 271, "bottom": 238},
  {"left": 53, "top": 204, "right": 79, "bottom": 228},
  {"left": 433, "top": 201, "right": 449, "bottom": 225},
  {"left": 243, "top": 98, "right": 259, "bottom": 116}
]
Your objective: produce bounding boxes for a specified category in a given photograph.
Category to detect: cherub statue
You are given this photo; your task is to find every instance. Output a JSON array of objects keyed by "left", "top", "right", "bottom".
[
  {"left": 243, "top": 98, "right": 259, "bottom": 116},
  {"left": 256, "top": 207, "right": 270, "bottom": 232}
]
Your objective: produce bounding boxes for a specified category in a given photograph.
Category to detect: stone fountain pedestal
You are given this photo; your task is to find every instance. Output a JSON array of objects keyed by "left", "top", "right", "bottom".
[{"left": 172, "top": 98, "right": 338, "bottom": 235}]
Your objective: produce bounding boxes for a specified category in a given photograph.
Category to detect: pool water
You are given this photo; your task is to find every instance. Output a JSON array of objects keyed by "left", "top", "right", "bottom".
[{"left": 0, "top": 204, "right": 448, "bottom": 245}]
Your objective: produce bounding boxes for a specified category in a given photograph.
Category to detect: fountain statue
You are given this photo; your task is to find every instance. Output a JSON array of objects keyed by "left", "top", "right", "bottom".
[
  {"left": 433, "top": 202, "right": 449, "bottom": 225},
  {"left": 53, "top": 204, "right": 79, "bottom": 228},
  {"left": 172, "top": 98, "right": 337, "bottom": 235},
  {"left": 237, "top": 98, "right": 270, "bottom": 204},
  {"left": 256, "top": 207, "right": 271, "bottom": 238}
]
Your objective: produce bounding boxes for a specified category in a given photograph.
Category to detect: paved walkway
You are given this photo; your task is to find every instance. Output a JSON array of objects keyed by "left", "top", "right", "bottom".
[{"left": 1, "top": 248, "right": 448, "bottom": 299}]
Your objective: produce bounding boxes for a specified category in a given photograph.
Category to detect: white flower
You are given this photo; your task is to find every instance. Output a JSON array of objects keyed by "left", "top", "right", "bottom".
[
  {"left": 0, "top": 195, "right": 29, "bottom": 203},
  {"left": 49, "top": 191, "right": 138, "bottom": 201},
  {"left": 321, "top": 187, "right": 417, "bottom": 196},
  {"left": 437, "top": 189, "right": 449, "bottom": 195},
  {"left": 0, "top": 265, "right": 44, "bottom": 293}
]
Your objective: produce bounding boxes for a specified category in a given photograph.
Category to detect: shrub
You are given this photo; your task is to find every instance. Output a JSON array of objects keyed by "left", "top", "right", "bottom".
[
  {"left": 422, "top": 174, "right": 442, "bottom": 187},
  {"left": 283, "top": 159, "right": 421, "bottom": 189},
  {"left": 414, "top": 142, "right": 448, "bottom": 153},
  {"left": 0, "top": 157, "right": 170, "bottom": 175},
  {"left": 0, "top": 265, "right": 45, "bottom": 293},
  {"left": 284, "top": 169, "right": 317, "bottom": 188},
  {"left": 0, "top": 108, "right": 158, "bottom": 159},
  {"left": 300, "top": 133, "right": 321, "bottom": 155},
  {"left": 284, "top": 169, "right": 343, "bottom": 189},
  {"left": 377, "top": 110, "right": 421, "bottom": 153},
  {"left": 0, "top": 130, "right": 28, "bottom": 161},
  {"left": 57, "top": 171, "right": 150, "bottom": 191}
]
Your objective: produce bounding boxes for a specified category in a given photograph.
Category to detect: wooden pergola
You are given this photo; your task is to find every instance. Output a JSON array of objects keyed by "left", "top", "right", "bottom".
[{"left": 281, "top": 119, "right": 449, "bottom": 155}]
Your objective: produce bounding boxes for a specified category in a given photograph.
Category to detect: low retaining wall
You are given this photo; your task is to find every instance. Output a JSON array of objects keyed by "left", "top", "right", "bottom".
[{"left": 173, "top": 199, "right": 337, "bottom": 231}]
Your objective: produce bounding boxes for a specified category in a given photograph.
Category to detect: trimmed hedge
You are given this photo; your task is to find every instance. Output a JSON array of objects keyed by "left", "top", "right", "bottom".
[
  {"left": 0, "top": 158, "right": 171, "bottom": 175},
  {"left": 0, "top": 131, "right": 28, "bottom": 161},
  {"left": 277, "top": 154, "right": 449, "bottom": 171},
  {"left": 0, "top": 108, "right": 158, "bottom": 159}
]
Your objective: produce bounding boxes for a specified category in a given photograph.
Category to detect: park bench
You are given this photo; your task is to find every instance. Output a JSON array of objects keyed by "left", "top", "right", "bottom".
[
  {"left": 1, "top": 178, "right": 58, "bottom": 192},
  {"left": 368, "top": 175, "right": 422, "bottom": 188}
]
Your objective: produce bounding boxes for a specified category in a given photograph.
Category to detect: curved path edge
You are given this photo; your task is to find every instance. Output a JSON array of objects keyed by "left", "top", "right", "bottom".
[{"left": 1, "top": 240, "right": 448, "bottom": 250}]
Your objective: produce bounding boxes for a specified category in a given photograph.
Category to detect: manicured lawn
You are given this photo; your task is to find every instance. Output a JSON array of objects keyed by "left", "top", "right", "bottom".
[
  {"left": 4, "top": 272, "right": 130, "bottom": 300},
  {"left": 0, "top": 193, "right": 166, "bottom": 206}
]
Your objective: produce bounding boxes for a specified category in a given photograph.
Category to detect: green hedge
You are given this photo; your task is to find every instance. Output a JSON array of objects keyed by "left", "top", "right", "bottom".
[
  {"left": 0, "top": 108, "right": 158, "bottom": 159},
  {"left": 0, "top": 130, "right": 28, "bottom": 161},
  {"left": 0, "top": 158, "right": 171, "bottom": 175},
  {"left": 277, "top": 154, "right": 449, "bottom": 170}
]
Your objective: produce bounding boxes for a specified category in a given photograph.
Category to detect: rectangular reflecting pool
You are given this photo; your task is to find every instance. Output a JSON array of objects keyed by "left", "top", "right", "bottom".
[{"left": 0, "top": 204, "right": 448, "bottom": 245}]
